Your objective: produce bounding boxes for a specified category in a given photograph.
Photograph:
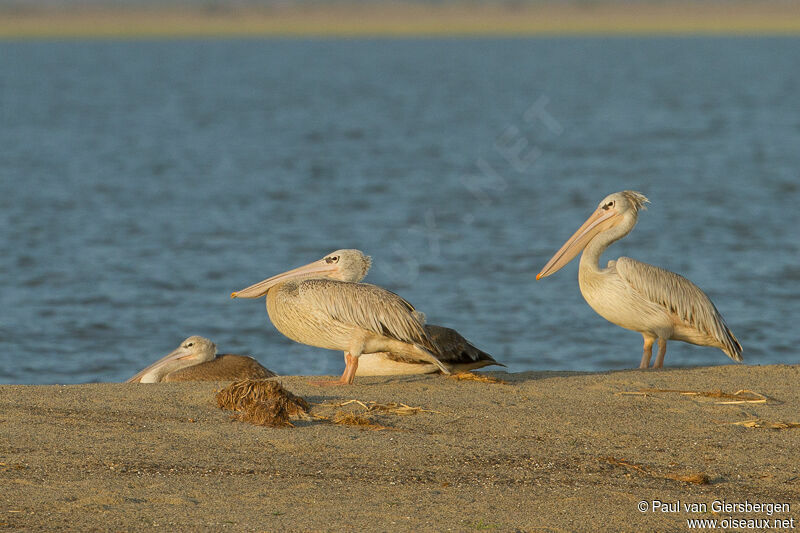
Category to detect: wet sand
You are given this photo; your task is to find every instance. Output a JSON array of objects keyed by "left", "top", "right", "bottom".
[
  {"left": 2, "top": 364, "right": 798, "bottom": 531},
  {"left": 2, "top": 2, "right": 800, "bottom": 38}
]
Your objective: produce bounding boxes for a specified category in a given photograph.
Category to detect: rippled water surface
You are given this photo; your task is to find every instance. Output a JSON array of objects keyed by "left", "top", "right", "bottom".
[{"left": 1, "top": 38, "right": 798, "bottom": 384}]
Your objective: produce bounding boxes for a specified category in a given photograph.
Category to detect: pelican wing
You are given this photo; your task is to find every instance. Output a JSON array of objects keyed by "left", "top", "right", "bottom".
[
  {"left": 615, "top": 257, "right": 742, "bottom": 360},
  {"left": 300, "top": 279, "right": 439, "bottom": 355},
  {"left": 369, "top": 324, "right": 501, "bottom": 369},
  {"left": 424, "top": 325, "right": 502, "bottom": 367}
]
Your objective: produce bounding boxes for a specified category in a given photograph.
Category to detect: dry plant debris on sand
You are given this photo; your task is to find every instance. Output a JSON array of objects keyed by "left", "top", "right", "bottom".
[
  {"left": 616, "top": 388, "right": 769, "bottom": 404},
  {"left": 448, "top": 372, "right": 508, "bottom": 384},
  {"left": 216, "top": 379, "right": 440, "bottom": 430},
  {"left": 727, "top": 419, "right": 800, "bottom": 429},
  {"left": 312, "top": 399, "right": 441, "bottom": 430},
  {"left": 602, "top": 457, "right": 710, "bottom": 485},
  {"left": 316, "top": 399, "right": 440, "bottom": 416},
  {"left": 216, "top": 379, "right": 310, "bottom": 427},
  {"left": 330, "top": 411, "right": 391, "bottom": 431},
  {"left": 617, "top": 387, "right": 800, "bottom": 431}
]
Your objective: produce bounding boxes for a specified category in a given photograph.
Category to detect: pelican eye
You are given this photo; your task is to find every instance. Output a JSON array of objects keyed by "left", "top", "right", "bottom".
[
  {"left": 325, "top": 256, "right": 339, "bottom": 264},
  {"left": 602, "top": 201, "right": 615, "bottom": 210},
  {"left": 186, "top": 342, "right": 194, "bottom": 347}
]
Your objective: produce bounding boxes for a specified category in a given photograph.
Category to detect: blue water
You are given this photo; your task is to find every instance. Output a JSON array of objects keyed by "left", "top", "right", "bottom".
[{"left": 1, "top": 38, "right": 798, "bottom": 384}]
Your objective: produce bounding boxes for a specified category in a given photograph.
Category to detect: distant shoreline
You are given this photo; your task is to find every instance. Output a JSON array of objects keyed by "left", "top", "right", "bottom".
[{"left": 2, "top": 2, "right": 800, "bottom": 39}]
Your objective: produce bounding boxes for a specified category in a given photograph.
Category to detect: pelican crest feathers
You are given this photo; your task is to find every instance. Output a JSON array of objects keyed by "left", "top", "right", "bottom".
[{"left": 621, "top": 190, "right": 650, "bottom": 213}]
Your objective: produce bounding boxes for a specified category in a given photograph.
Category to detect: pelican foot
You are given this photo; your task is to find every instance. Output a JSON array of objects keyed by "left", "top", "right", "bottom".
[{"left": 636, "top": 364, "right": 664, "bottom": 371}]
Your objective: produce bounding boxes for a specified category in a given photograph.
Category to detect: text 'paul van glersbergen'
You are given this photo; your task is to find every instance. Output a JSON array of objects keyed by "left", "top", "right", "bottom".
[
  {"left": 711, "top": 500, "right": 790, "bottom": 516},
  {"left": 651, "top": 500, "right": 791, "bottom": 515}
]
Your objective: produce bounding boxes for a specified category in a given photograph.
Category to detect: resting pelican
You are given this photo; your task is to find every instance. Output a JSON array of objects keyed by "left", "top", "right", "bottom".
[
  {"left": 231, "top": 249, "right": 449, "bottom": 385},
  {"left": 126, "top": 336, "right": 276, "bottom": 383},
  {"left": 357, "top": 324, "right": 503, "bottom": 376},
  {"left": 537, "top": 191, "right": 742, "bottom": 368}
]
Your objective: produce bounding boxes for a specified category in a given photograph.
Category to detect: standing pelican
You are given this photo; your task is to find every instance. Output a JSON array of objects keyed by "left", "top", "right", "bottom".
[
  {"left": 537, "top": 191, "right": 742, "bottom": 368},
  {"left": 357, "top": 324, "right": 503, "bottom": 376},
  {"left": 126, "top": 336, "right": 276, "bottom": 383},
  {"left": 231, "top": 249, "right": 449, "bottom": 385}
]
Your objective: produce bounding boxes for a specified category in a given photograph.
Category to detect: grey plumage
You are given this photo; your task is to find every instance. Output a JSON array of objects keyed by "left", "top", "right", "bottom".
[{"left": 163, "top": 355, "right": 276, "bottom": 382}]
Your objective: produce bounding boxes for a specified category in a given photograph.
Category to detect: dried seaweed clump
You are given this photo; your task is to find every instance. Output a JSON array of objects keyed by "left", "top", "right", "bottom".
[
  {"left": 321, "top": 399, "right": 440, "bottom": 416},
  {"left": 602, "top": 457, "right": 710, "bottom": 485},
  {"left": 730, "top": 419, "right": 800, "bottom": 430},
  {"left": 331, "top": 411, "right": 389, "bottom": 431},
  {"left": 216, "top": 379, "right": 309, "bottom": 427},
  {"left": 664, "top": 473, "right": 711, "bottom": 485},
  {"left": 448, "top": 372, "right": 507, "bottom": 384},
  {"left": 236, "top": 400, "right": 291, "bottom": 427},
  {"left": 619, "top": 388, "right": 768, "bottom": 404}
]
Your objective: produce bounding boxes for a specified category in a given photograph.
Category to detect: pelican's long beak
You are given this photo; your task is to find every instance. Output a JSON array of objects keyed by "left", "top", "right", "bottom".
[
  {"left": 536, "top": 207, "right": 622, "bottom": 279},
  {"left": 125, "top": 347, "right": 195, "bottom": 384},
  {"left": 231, "top": 259, "right": 339, "bottom": 299}
]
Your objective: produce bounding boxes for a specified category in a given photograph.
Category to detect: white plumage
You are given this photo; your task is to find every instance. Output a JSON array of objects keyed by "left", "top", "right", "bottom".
[{"left": 538, "top": 191, "right": 741, "bottom": 368}]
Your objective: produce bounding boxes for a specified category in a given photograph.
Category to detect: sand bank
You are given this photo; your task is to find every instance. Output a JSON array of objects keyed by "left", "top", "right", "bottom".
[
  {"left": 2, "top": 364, "right": 799, "bottom": 531},
  {"left": 2, "top": 2, "right": 800, "bottom": 39}
]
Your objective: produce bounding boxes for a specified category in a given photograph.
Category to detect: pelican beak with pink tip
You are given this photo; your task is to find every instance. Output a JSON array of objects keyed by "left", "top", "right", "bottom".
[
  {"left": 536, "top": 203, "right": 624, "bottom": 280},
  {"left": 231, "top": 258, "right": 341, "bottom": 299},
  {"left": 126, "top": 338, "right": 214, "bottom": 384}
]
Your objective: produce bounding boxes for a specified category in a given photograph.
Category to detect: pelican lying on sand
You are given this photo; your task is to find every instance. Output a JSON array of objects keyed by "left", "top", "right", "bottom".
[
  {"left": 357, "top": 324, "right": 502, "bottom": 376},
  {"left": 231, "top": 249, "right": 450, "bottom": 385},
  {"left": 537, "top": 191, "right": 742, "bottom": 368},
  {"left": 127, "top": 336, "right": 276, "bottom": 383}
]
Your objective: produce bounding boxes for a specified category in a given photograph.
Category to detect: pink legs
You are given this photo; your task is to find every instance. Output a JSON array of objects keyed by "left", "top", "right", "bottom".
[
  {"left": 640, "top": 335, "right": 654, "bottom": 369},
  {"left": 653, "top": 338, "right": 668, "bottom": 369},
  {"left": 310, "top": 352, "right": 359, "bottom": 386},
  {"left": 640, "top": 335, "right": 667, "bottom": 369}
]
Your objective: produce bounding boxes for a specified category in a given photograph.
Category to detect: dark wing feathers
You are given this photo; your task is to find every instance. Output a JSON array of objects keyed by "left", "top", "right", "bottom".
[{"left": 424, "top": 325, "right": 501, "bottom": 366}]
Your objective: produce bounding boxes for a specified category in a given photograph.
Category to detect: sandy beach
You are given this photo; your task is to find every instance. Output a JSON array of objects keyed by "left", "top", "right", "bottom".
[
  {"left": 2, "top": 364, "right": 798, "bottom": 531},
  {"left": 2, "top": 2, "right": 800, "bottom": 38}
]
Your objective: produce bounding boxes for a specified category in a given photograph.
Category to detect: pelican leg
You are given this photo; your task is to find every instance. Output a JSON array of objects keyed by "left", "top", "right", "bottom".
[
  {"left": 639, "top": 335, "right": 655, "bottom": 369},
  {"left": 653, "top": 339, "right": 668, "bottom": 369},
  {"left": 341, "top": 352, "right": 359, "bottom": 384},
  {"left": 311, "top": 352, "right": 359, "bottom": 386}
]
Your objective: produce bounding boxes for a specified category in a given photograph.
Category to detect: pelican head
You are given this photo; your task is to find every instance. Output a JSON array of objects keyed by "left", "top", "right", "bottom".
[
  {"left": 231, "top": 249, "right": 371, "bottom": 299},
  {"left": 130, "top": 336, "right": 217, "bottom": 383},
  {"left": 537, "top": 191, "right": 649, "bottom": 280}
]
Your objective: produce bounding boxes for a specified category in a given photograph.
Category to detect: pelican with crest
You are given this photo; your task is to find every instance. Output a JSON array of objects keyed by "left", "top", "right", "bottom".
[
  {"left": 127, "top": 336, "right": 276, "bottom": 383},
  {"left": 537, "top": 191, "right": 742, "bottom": 368},
  {"left": 231, "top": 249, "right": 449, "bottom": 385}
]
